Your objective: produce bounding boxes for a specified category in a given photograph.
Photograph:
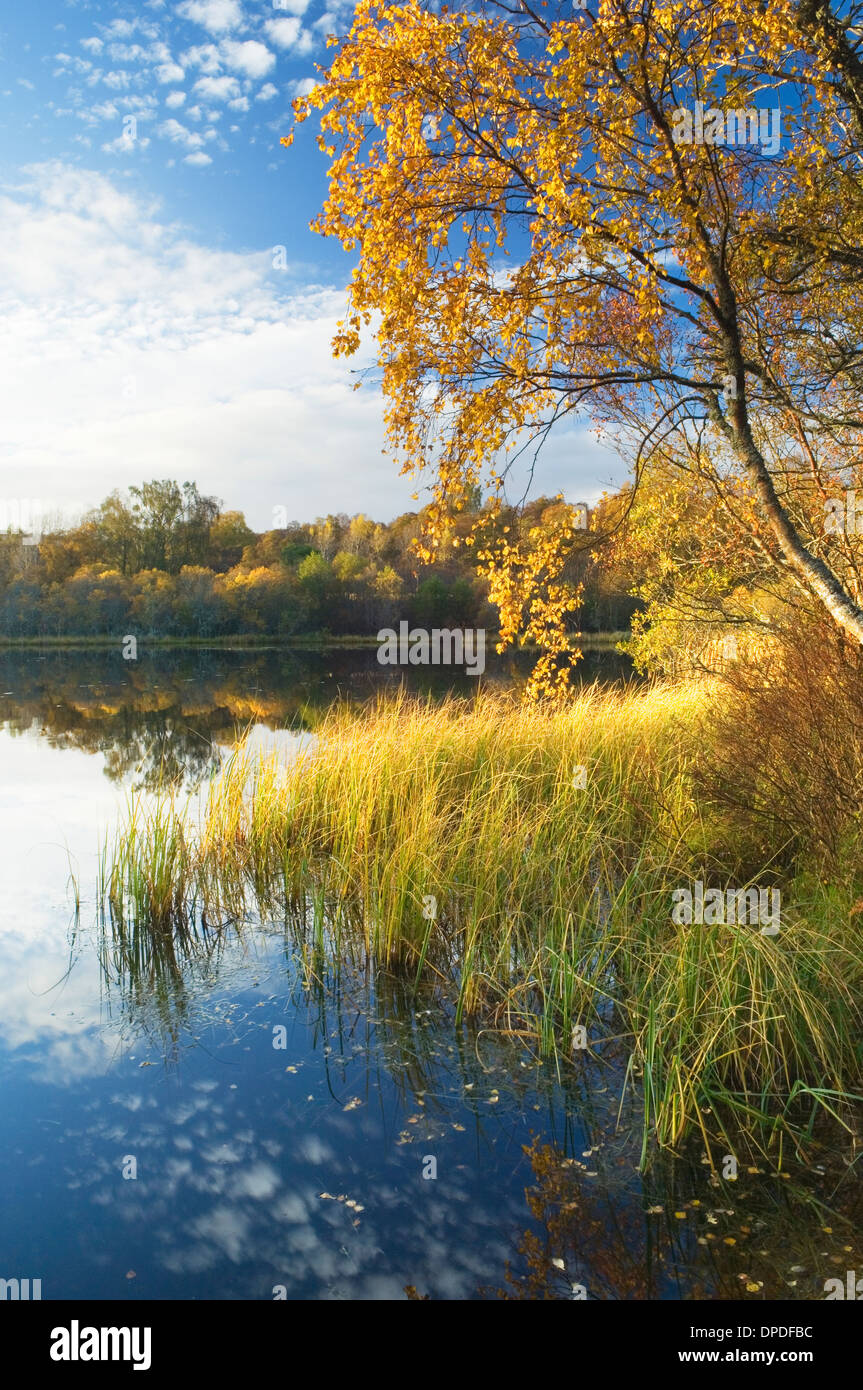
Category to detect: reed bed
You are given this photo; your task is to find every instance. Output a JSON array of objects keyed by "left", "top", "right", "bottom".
[{"left": 100, "top": 682, "right": 863, "bottom": 1152}]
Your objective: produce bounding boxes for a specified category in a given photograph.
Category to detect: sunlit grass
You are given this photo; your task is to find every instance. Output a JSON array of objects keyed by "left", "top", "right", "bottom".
[{"left": 100, "top": 681, "right": 863, "bottom": 1154}]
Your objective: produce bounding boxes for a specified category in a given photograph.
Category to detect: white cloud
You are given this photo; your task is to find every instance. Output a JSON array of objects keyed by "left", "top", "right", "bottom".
[
  {"left": 102, "top": 18, "right": 157, "bottom": 39},
  {"left": 55, "top": 54, "right": 94, "bottom": 74},
  {"left": 255, "top": 83, "right": 278, "bottom": 102},
  {"left": 183, "top": 151, "right": 212, "bottom": 166},
  {"left": 156, "top": 62, "right": 185, "bottom": 83},
  {"left": 86, "top": 100, "right": 119, "bottom": 121},
  {"left": 193, "top": 75, "right": 240, "bottom": 102},
  {"left": 158, "top": 118, "right": 204, "bottom": 148},
  {"left": 165, "top": 90, "right": 186, "bottom": 107},
  {"left": 219, "top": 39, "right": 275, "bottom": 78},
  {"left": 103, "top": 71, "right": 132, "bottom": 90},
  {"left": 18, "top": 78, "right": 36, "bottom": 91},
  {"left": 101, "top": 133, "right": 150, "bottom": 154},
  {"left": 0, "top": 163, "right": 422, "bottom": 529},
  {"left": 180, "top": 43, "right": 222, "bottom": 74},
  {"left": 264, "top": 17, "right": 301, "bottom": 48},
  {"left": 289, "top": 77, "right": 317, "bottom": 99},
  {"left": 271, "top": 0, "right": 312, "bottom": 12},
  {"left": 177, "top": 0, "right": 244, "bottom": 34},
  {"left": 228, "top": 96, "right": 250, "bottom": 112},
  {"left": 80, "top": 37, "right": 104, "bottom": 54}
]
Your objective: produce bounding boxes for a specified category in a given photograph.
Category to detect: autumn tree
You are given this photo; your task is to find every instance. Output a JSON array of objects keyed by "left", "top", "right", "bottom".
[{"left": 289, "top": 0, "right": 863, "bottom": 691}]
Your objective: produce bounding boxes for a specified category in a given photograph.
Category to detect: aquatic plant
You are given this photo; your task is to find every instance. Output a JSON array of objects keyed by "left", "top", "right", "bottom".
[{"left": 101, "top": 683, "right": 863, "bottom": 1155}]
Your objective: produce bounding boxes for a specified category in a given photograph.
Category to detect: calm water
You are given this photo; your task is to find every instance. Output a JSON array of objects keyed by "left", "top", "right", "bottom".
[{"left": 1, "top": 645, "right": 861, "bottom": 1301}]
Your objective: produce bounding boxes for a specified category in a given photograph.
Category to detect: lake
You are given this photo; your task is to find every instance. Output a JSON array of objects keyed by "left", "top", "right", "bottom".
[{"left": 0, "top": 644, "right": 860, "bottom": 1301}]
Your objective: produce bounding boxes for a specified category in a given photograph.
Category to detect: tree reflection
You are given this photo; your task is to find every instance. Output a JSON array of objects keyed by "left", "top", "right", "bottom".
[
  {"left": 0, "top": 645, "right": 559, "bottom": 790},
  {"left": 483, "top": 1132, "right": 863, "bottom": 1301}
]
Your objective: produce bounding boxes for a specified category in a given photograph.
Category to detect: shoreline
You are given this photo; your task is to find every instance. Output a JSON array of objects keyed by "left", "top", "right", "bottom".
[{"left": 0, "top": 630, "right": 631, "bottom": 652}]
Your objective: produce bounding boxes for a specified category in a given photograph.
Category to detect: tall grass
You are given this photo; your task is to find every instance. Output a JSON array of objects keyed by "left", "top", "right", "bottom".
[{"left": 101, "top": 681, "right": 863, "bottom": 1154}]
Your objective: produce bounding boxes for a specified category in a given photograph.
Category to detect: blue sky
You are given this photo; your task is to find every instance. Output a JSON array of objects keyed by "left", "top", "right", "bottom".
[{"left": 0, "top": 0, "right": 622, "bottom": 531}]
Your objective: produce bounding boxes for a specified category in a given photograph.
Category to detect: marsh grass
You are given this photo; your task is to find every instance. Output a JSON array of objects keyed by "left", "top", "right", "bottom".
[{"left": 101, "top": 681, "right": 863, "bottom": 1154}]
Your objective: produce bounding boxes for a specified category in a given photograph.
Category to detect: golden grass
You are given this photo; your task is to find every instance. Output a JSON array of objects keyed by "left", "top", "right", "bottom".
[{"left": 102, "top": 681, "right": 863, "bottom": 1154}]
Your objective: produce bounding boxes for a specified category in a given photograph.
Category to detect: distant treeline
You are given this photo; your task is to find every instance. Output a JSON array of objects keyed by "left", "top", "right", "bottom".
[{"left": 0, "top": 479, "right": 638, "bottom": 639}]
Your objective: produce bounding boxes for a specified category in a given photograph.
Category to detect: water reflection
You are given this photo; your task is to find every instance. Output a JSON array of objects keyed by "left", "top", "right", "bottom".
[
  {"left": 3, "top": 644, "right": 862, "bottom": 1301},
  {"left": 88, "top": 895, "right": 863, "bottom": 1302},
  {"left": 0, "top": 644, "right": 633, "bottom": 790}
]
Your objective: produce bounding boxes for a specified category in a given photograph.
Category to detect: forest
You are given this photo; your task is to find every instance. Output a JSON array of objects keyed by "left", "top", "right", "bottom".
[{"left": 0, "top": 478, "right": 636, "bottom": 640}]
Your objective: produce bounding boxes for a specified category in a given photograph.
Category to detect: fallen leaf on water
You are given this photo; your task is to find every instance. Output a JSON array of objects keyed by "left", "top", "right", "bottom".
[
  {"left": 343, "top": 1097, "right": 362, "bottom": 1112},
  {"left": 551, "top": 1258, "right": 565, "bottom": 1270},
  {"left": 452, "top": 1123, "right": 465, "bottom": 1131},
  {"left": 125, "top": 1271, "right": 136, "bottom": 1280},
  {"left": 647, "top": 1205, "right": 664, "bottom": 1214}
]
